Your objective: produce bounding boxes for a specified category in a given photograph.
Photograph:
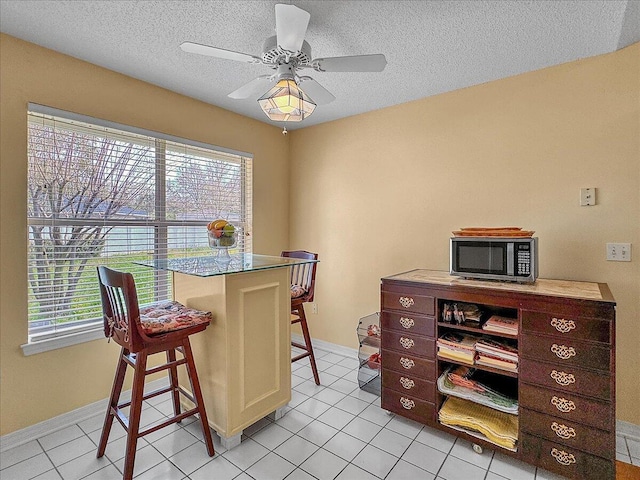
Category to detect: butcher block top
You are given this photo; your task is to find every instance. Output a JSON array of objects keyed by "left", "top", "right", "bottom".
[{"left": 382, "top": 270, "right": 615, "bottom": 303}]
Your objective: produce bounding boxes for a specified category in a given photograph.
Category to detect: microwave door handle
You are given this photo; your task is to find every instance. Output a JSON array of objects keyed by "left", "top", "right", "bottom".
[{"left": 507, "top": 243, "right": 514, "bottom": 276}]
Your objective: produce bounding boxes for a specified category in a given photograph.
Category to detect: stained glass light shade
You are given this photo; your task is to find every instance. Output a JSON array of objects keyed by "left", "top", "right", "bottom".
[{"left": 258, "top": 79, "right": 316, "bottom": 122}]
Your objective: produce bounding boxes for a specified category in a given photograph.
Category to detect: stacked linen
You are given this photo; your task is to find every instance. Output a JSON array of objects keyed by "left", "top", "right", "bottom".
[
  {"left": 437, "top": 366, "right": 518, "bottom": 415},
  {"left": 436, "top": 332, "right": 478, "bottom": 365},
  {"left": 475, "top": 338, "right": 518, "bottom": 373},
  {"left": 438, "top": 397, "right": 519, "bottom": 451}
]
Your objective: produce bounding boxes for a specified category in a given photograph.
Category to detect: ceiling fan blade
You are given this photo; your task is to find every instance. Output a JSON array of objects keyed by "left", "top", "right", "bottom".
[
  {"left": 180, "top": 42, "right": 261, "bottom": 64},
  {"left": 313, "top": 54, "right": 387, "bottom": 72},
  {"left": 275, "top": 4, "right": 310, "bottom": 52},
  {"left": 228, "top": 76, "right": 276, "bottom": 99},
  {"left": 298, "top": 77, "right": 335, "bottom": 105}
]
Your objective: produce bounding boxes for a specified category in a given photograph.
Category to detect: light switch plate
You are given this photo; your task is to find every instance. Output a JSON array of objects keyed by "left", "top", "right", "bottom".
[{"left": 606, "top": 243, "right": 631, "bottom": 261}]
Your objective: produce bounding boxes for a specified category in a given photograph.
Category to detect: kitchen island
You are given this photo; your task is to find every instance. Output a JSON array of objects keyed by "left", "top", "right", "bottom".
[{"left": 137, "top": 254, "right": 318, "bottom": 448}]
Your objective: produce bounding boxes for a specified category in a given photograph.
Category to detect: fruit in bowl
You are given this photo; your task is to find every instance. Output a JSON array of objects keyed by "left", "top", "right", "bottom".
[{"left": 207, "top": 219, "right": 237, "bottom": 248}]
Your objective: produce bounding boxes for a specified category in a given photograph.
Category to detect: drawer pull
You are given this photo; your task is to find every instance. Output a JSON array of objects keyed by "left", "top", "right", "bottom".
[
  {"left": 399, "top": 337, "right": 415, "bottom": 349},
  {"left": 551, "top": 370, "right": 576, "bottom": 386},
  {"left": 551, "top": 317, "right": 576, "bottom": 334},
  {"left": 399, "top": 377, "right": 415, "bottom": 389},
  {"left": 551, "top": 344, "right": 577, "bottom": 360},
  {"left": 399, "top": 317, "right": 415, "bottom": 329},
  {"left": 551, "top": 396, "right": 576, "bottom": 413},
  {"left": 400, "top": 397, "right": 415, "bottom": 410},
  {"left": 551, "top": 421, "right": 577, "bottom": 439},
  {"left": 399, "top": 357, "right": 415, "bottom": 369},
  {"left": 551, "top": 448, "right": 577, "bottom": 466},
  {"left": 399, "top": 296, "right": 415, "bottom": 309}
]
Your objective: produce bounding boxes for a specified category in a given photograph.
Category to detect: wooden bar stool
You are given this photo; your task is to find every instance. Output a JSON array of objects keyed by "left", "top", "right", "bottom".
[
  {"left": 96, "top": 266, "right": 215, "bottom": 480},
  {"left": 281, "top": 250, "right": 320, "bottom": 385}
]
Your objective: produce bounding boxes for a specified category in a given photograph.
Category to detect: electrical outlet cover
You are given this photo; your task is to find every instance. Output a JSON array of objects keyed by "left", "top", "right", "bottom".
[{"left": 580, "top": 188, "right": 596, "bottom": 206}]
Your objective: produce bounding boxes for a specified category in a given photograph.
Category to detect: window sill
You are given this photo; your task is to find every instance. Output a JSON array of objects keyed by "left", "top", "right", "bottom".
[{"left": 21, "top": 328, "right": 104, "bottom": 356}]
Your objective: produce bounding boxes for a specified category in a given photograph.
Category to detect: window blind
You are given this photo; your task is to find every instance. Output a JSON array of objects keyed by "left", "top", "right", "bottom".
[{"left": 26, "top": 105, "right": 253, "bottom": 342}]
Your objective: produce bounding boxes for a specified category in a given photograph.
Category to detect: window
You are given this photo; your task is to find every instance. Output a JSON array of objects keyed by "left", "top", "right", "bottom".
[{"left": 25, "top": 104, "right": 252, "bottom": 353}]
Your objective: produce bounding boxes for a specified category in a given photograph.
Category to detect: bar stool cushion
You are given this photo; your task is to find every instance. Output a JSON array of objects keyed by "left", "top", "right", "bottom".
[
  {"left": 290, "top": 284, "right": 307, "bottom": 299},
  {"left": 139, "top": 301, "right": 212, "bottom": 336}
]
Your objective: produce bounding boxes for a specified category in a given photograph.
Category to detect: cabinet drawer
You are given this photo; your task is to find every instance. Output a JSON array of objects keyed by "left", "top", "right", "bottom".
[
  {"left": 381, "top": 388, "right": 435, "bottom": 424},
  {"left": 520, "top": 408, "right": 614, "bottom": 459},
  {"left": 520, "top": 384, "right": 613, "bottom": 431},
  {"left": 382, "top": 370, "right": 435, "bottom": 402},
  {"left": 382, "top": 331, "right": 435, "bottom": 358},
  {"left": 382, "top": 311, "right": 435, "bottom": 337},
  {"left": 521, "top": 433, "right": 614, "bottom": 480},
  {"left": 381, "top": 349, "right": 436, "bottom": 378},
  {"left": 520, "top": 359, "right": 611, "bottom": 401},
  {"left": 521, "top": 334, "right": 611, "bottom": 372},
  {"left": 521, "top": 311, "right": 611, "bottom": 344},
  {"left": 381, "top": 287, "right": 435, "bottom": 315}
]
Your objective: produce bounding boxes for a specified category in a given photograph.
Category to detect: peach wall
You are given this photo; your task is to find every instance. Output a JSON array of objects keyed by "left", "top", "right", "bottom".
[
  {"left": 289, "top": 43, "right": 640, "bottom": 424},
  {"left": 0, "top": 34, "right": 289, "bottom": 435}
]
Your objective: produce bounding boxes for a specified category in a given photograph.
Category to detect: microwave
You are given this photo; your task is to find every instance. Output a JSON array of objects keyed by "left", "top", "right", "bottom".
[{"left": 450, "top": 237, "right": 538, "bottom": 283}]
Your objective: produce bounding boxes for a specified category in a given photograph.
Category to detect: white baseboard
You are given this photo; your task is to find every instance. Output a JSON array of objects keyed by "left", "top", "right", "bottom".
[
  {"left": 0, "top": 378, "right": 167, "bottom": 453},
  {"left": 0, "top": 398, "right": 107, "bottom": 453},
  {"left": 292, "top": 333, "right": 359, "bottom": 359},
  {"left": 2, "top": 337, "right": 638, "bottom": 453}
]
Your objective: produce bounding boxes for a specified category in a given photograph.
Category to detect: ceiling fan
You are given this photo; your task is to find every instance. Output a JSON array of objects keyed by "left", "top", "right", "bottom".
[{"left": 180, "top": 3, "right": 387, "bottom": 122}]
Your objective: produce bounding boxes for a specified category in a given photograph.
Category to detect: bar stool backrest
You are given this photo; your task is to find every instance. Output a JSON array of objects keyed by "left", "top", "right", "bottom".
[
  {"left": 281, "top": 250, "right": 318, "bottom": 304},
  {"left": 97, "top": 266, "right": 145, "bottom": 353}
]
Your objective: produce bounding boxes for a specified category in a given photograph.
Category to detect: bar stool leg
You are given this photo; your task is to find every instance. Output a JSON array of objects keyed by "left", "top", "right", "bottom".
[
  {"left": 97, "top": 349, "right": 128, "bottom": 458},
  {"left": 298, "top": 306, "right": 320, "bottom": 385},
  {"left": 167, "top": 348, "right": 181, "bottom": 420},
  {"left": 122, "top": 350, "right": 147, "bottom": 480},
  {"left": 182, "top": 338, "right": 215, "bottom": 456}
]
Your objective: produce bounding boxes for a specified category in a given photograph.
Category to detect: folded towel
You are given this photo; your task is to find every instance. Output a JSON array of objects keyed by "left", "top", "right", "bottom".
[{"left": 439, "top": 397, "right": 518, "bottom": 450}]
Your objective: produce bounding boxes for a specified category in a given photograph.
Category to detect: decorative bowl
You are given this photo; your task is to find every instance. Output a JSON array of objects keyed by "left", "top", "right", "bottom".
[{"left": 208, "top": 230, "right": 237, "bottom": 249}]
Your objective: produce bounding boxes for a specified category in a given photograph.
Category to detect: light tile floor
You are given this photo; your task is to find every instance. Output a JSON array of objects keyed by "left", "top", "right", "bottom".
[{"left": 2, "top": 348, "right": 638, "bottom": 480}]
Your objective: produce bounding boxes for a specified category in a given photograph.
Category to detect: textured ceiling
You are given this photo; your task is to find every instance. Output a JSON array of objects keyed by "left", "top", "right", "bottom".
[{"left": 1, "top": 0, "right": 638, "bottom": 130}]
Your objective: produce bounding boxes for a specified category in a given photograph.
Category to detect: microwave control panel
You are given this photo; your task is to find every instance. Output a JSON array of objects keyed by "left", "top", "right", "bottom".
[{"left": 516, "top": 243, "right": 531, "bottom": 276}]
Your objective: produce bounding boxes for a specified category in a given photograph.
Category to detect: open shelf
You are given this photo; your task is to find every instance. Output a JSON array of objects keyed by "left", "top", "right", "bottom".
[
  {"left": 437, "top": 374, "right": 519, "bottom": 451},
  {"left": 437, "top": 299, "right": 519, "bottom": 338},
  {"left": 437, "top": 299, "right": 519, "bottom": 379},
  {"left": 436, "top": 355, "right": 518, "bottom": 378},
  {"left": 437, "top": 321, "right": 518, "bottom": 340},
  {"left": 436, "top": 363, "right": 518, "bottom": 413}
]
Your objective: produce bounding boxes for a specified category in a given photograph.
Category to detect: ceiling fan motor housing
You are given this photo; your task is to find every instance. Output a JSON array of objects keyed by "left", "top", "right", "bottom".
[{"left": 262, "top": 35, "right": 312, "bottom": 67}]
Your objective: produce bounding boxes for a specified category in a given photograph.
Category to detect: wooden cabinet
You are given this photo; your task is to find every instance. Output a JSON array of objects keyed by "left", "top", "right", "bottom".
[{"left": 380, "top": 270, "right": 616, "bottom": 480}]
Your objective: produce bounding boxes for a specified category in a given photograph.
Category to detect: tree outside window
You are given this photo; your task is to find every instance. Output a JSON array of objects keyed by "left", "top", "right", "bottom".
[{"left": 27, "top": 110, "right": 252, "bottom": 341}]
